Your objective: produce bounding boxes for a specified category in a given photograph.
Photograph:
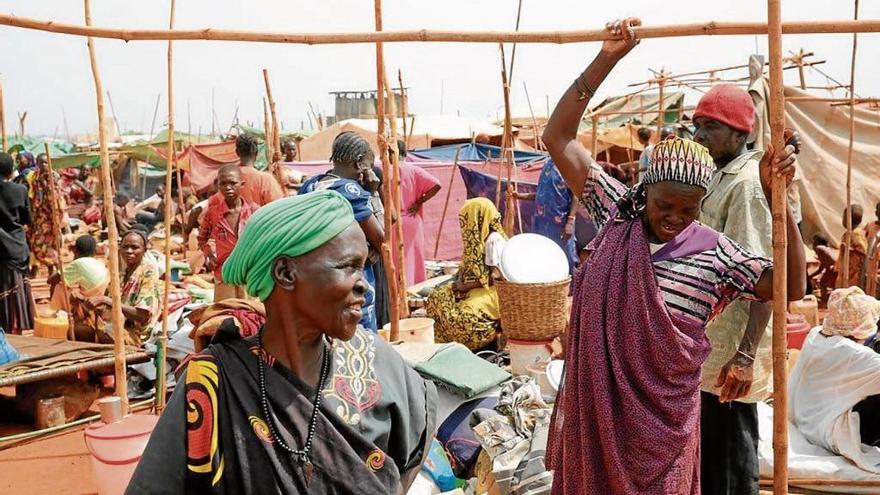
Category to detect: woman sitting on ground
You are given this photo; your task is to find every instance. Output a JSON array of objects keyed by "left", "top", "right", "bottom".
[
  {"left": 49, "top": 234, "right": 109, "bottom": 312},
  {"left": 73, "top": 228, "right": 160, "bottom": 346},
  {"left": 789, "top": 287, "right": 880, "bottom": 472},
  {"left": 542, "top": 18, "right": 805, "bottom": 494},
  {"left": 426, "top": 198, "right": 507, "bottom": 351},
  {"left": 129, "top": 190, "right": 437, "bottom": 494}
]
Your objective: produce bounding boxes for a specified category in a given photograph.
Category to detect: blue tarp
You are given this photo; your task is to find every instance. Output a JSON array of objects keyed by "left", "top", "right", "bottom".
[
  {"left": 457, "top": 164, "right": 597, "bottom": 246},
  {"left": 410, "top": 143, "right": 546, "bottom": 165}
]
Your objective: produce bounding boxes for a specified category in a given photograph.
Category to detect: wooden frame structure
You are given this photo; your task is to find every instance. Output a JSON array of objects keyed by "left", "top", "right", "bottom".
[{"left": 2, "top": 5, "right": 874, "bottom": 492}]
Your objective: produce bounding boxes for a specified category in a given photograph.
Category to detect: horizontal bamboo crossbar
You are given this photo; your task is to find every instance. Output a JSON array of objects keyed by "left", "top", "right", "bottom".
[
  {"left": 759, "top": 478, "right": 880, "bottom": 487},
  {"left": 1, "top": 15, "right": 879, "bottom": 44}
]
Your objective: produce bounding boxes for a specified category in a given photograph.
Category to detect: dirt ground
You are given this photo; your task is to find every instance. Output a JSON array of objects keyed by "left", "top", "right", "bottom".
[{"left": 0, "top": 427, "right": 97, "bottom": 495}]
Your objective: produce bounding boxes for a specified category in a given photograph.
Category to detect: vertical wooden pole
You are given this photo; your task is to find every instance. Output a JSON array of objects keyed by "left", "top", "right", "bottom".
[
  {"left": 843, "top": 0, "right": 860, "bottom": 287},
  {"left": 434, "top": 147, "right": 461, "bottom": 259},
  {"left": 84, "top": 0, "right": 128, "bottom": 413},
  {"left": 375, "top": 0, "right": 400, "bottom": 341},
  {"left": 262, "top": 98, "right": 273, "bottom": 164},
  {"left": 767, "top": 1, "right": 789, "bottom": 493},
  {"left": 262, "top": 69, "right": 285, "bottom": 188},
  {"left": 43, "top": 143, "right": 75, "bottom": 340},
  {"left": 398, "top": 69, "right": 409, "bottom": 146},
  {"left": 499, "top": 44, "right": 516, "bottom": 236},
  {"left": 155, "top": 0, "right": 176, "bottom": 413},
  {"left": 0, "top": 79, "right": 6, "bottom": 153},
  {"left": 383, "top": 75, "right": 409, "bottom": 318},
  {"left": 656, "top": 73, "right": 667, "bottom": 140},
  {"left": 591, "top": 115, "right": 599, "bottom": 158}
]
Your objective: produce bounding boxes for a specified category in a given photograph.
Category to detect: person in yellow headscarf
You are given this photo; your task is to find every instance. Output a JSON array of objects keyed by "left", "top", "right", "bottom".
[{"left": 426, "top": 198, "right": 507, "bottom": 350}]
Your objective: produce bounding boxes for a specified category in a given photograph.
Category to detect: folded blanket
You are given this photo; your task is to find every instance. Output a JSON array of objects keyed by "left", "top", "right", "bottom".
[{"left": 414, "top": 343, "right": 510, "bottom": 398}]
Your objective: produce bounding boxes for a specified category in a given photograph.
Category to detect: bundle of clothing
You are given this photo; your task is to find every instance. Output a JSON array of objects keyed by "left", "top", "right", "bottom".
[{"left": 471, "top": 376, "right": 554, "bottom": 494}]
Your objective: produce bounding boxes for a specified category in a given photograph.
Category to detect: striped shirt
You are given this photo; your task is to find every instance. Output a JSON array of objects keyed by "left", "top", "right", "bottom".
[{"left": 581, "top": 165, "right": 771, "bottom": 324}]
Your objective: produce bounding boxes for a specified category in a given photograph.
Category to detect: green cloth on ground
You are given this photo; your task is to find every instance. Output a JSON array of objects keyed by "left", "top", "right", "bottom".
[
  {"left": 222, "top": 190, "right": 356, "bottom": 301},
  {"left": 414, "top": 343, "right": 510, "bottom": 398},
  {"left": 63, "top": 257, "right": 110, "bottom": 292}
]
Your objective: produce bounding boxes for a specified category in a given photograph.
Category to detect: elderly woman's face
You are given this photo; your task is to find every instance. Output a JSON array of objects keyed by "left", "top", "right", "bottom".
[
  {"left": 288, "top": 224, "right": 369, "bottom": 341},
  {"left": 120, "top": 233, "right": 147, "bottom": 269},
  {"left": 644, "top": 181, "right": 705, "bottom": 243}
]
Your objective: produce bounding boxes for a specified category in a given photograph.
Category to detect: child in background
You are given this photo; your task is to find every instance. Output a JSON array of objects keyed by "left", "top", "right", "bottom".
[
  {"left": 198, "top": 165, "right": 256, "bottom": 301},
  {"left": 837, "top": 204, "right": 868, "bottom": 289}
]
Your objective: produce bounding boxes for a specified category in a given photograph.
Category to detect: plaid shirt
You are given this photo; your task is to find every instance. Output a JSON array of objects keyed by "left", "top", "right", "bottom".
[{"left": 198, "top": 194, "right": 257, "bottom": 283}]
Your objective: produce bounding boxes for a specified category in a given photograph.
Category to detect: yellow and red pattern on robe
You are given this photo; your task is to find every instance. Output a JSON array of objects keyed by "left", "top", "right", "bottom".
[{"left": 185, "top": 355, "right": 225, "bottom": 486}]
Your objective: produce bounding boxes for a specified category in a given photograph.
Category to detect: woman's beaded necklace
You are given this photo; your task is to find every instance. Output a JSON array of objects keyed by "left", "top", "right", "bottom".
[{"left": 256, "top": 330, "right": 331, "bottom": 486}]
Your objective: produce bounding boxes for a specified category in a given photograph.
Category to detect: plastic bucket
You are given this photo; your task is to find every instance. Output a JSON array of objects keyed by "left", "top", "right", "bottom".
[
  {"left": 786, "top": 313, "right": 812, "bottom": 350},
  {"left": 508, "top": 338, "right": 553, "bottom": 376},
  {"left": 84, "top": 414, "right": 159, "bottom": 495},
  {"left": 382, "top": 317, "right": 435, "bottom": 344},
  {"left": 789, "top": 295, "right": 819, "bottom": 328}
]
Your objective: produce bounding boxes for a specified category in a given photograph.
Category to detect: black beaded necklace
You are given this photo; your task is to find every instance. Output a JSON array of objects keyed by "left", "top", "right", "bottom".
[{"left": 256, "top": 330, "right": 331, "bottom": 485}]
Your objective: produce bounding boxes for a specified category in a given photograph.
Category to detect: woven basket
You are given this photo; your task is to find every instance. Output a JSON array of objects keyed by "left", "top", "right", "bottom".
[{"left": 495, "top": 278, "right": 570, "bottom": 341}]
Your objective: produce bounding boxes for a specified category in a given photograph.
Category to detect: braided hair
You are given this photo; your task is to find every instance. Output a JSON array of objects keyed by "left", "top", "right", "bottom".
[
  {"left": 330, "top": 131, "right": 372, "bottom": 167},
  {"left": 235, "top": 133, "right": 260, "bottom": 160}
]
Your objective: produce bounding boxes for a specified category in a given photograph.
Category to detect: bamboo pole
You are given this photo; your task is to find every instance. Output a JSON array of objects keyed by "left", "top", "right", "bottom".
[
  {"left": 842, "top": 0, "right": 860, "bottom": 287},
  {"left": 590, "top": 115, "right": 599, "bottom": 157},
  {"left": 760, "top": 478, "right": 880, "bottom": 487},
  {"left": 3, "top": 15, "right": 880, "bottom": 44},
  {"left": 262, "top": 69, "right": 285, "bottom": 188},
  {"left": 498, "top": 44, "right": 516, "bottom": 236},
  {"left": 767, "top": 1, "right": 789, "bottom": 493},
  {"left": 83, "top": 0, "right": 128, "bottom": 413},
  {"left": 433, "top": 147, "right": 461, "bottom": 259},
  {"left": 42, "top": 144, "right": 75, "bottom": 340},
  {"left": 398, "top": 69, "right": 408, "bottom": 146},
  {"left": 656, "top": 71, "right": 667, "bottom": 140},
  {"left": 0, "top": 79, "right": 6, "bottom": 153},
  {"left": 17, "top": 112, "right": 26, "bottom": 138},
  {"left": 375, "top": 0, "right": 400, "bottom": 342},
  {"left": 155, "top": 0, "right": 176, "bottom": 414},
  {"left": 383, "top": 74, "right": 409, "bottom": 318},
  {"left": 262, "top": 97, "right": 272, "bottom": 164}
]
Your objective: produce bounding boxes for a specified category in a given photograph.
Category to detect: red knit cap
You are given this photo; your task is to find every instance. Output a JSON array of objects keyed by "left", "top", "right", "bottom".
[{"left": 692, "top": 84, "right": 755, "bottom": 134}]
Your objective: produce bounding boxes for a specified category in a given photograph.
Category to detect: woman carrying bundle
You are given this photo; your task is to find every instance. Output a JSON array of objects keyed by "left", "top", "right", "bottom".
[{"left": 543, "top": 18, "right": 806, "bottom": 494}]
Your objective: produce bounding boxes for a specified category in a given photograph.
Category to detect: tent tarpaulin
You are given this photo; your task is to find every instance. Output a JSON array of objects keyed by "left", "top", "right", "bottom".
[
  {"left": 5, "top": 136, "right": 74, "bottom": 157},
  {"left": 296, "top": 116, "right": 504, "bottom": 161},
  {"left": 587, "top": 91, "right": 685, "bottom": 129},
  {"left": 408, "top": 143, "right": 546, "bottom": 164},
  {"left": 750, "top": 83, "right": 880, "bottom": 244},
  {"left": 283, "top": 155, "right": 547, "bottom": 261}
]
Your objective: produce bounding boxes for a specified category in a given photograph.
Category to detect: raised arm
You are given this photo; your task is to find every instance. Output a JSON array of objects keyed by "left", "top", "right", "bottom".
[
  {"left": 753, "top": 143, "right": 808, "bottom": 301},
  {"left": 542, "top": 18, "right": 641, "bottom": 199}
]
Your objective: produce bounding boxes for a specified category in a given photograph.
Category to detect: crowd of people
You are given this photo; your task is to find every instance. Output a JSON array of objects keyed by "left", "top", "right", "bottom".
[{"left": 0, "top": 16, "right": 878, "bottom": 495}]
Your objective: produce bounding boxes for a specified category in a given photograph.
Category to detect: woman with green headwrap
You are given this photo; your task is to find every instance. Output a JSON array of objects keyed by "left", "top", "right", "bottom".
[{"left": 129, "top": 190, "right": 437, "bottom": 494}]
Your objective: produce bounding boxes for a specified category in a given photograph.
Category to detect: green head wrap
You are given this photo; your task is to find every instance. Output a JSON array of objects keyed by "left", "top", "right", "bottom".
[{"left": 221, "top": 190, "right": 356, "bottom": 301}]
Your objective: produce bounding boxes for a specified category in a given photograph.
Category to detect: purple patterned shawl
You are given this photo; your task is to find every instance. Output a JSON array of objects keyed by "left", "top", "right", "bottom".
[{"left": 549, "top": 216, "right": 714, "bottom": 494}]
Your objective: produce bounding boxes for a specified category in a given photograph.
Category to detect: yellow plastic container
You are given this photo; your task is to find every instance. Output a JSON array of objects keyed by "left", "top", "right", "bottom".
[
  {"left": 34, "top": 311, "right": 70, "bottom": 340},
  {"left": 789, "top": 295, "right": 819, "bottom": 328}
]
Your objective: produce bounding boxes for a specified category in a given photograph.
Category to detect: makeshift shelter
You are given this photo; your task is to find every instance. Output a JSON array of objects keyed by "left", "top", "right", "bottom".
[
  {"left": 296, "top": 116, "right": 503, "bottom": 161},
  {"left": 750, "top": 83, "right": 880, "bottom": 244}
]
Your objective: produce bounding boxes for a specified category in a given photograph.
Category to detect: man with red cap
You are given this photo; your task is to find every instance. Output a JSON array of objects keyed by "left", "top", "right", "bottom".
[{"left": 694, "top": 83, "right": 799, "bottom": 494}]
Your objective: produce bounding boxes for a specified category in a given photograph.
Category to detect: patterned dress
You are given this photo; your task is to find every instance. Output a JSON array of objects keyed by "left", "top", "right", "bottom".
[
  {"left": 549, "top": 166, "right": 771, "bottom": 495},
  {"left": 74, "top": 259, "right": 161, "bottom": 346},
  {"left": 427, "top": 198, "right": 507, "bottom": 350},
  {"left": 129, "top": 324, "right": 437, "bottom": 494},
  {"left": 26, "top": 168, "right": 62, "bottom": 269},
  {"left": 580, "top": 167, "right": 771, "bottom": 324}
]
